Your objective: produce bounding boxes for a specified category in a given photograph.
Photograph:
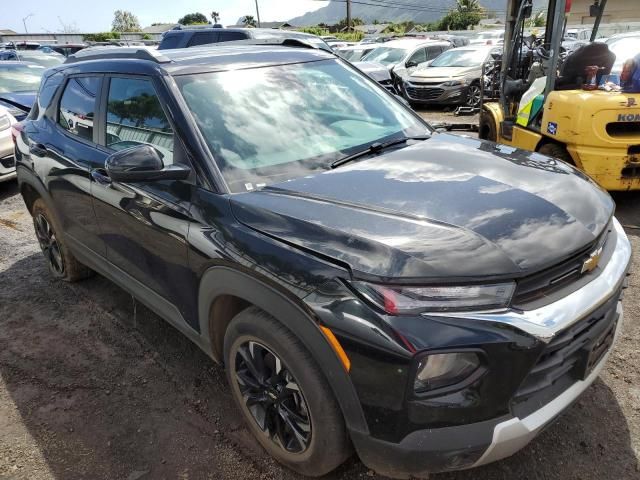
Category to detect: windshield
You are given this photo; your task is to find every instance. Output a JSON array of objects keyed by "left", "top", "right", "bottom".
[
  {"left": 362, "top": 46, "right": 409, "bottom": 66},
  {"left": 176, "top": 59, "right": 428, "bottom": 192},
  {"left": 430, "top": 49, "right": 486, "bottom": 67},
  {"left": 609, "top": 37, "right": 640, "bottom": 73},
  {"left": 13, "top": 52, "right": 64, "bottom": 68},
  {"left": 0, "top": 63, "right": 45, "bottom": 92}
]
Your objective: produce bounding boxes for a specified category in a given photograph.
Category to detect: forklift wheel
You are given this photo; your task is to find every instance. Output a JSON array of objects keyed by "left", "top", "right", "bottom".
[
  {"left": 538, "top": 143, "right": 574, "bottom": 165},
  {"left": 479, "top": 110, "right": 497, "bottom": 142}
]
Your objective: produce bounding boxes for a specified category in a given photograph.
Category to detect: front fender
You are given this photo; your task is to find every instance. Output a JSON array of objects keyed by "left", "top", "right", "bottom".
[{"left": 197, "top": 266, "right": 369, "bottom": 434}]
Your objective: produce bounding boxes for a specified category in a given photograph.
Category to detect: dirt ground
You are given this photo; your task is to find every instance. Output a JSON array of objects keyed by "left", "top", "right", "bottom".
[{"left": 1, "top": 115, "right": 639, "bottom": 479}]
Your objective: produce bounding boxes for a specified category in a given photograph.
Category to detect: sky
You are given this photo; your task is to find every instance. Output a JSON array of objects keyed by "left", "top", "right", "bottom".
[{"left": 3, "top": 0, "right": 330, "bottom": 33}]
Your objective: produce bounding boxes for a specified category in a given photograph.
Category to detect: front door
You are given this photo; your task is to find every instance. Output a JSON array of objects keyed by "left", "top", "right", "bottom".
[{"left": 91, "top": 75, "right": 198, "bottom": 324}]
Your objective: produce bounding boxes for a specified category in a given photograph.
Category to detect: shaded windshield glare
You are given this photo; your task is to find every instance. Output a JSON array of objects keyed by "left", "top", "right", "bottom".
[
  {"left": 13, "top": 52, "right": 65, "bottom": 68},
  {"left": 430, "top": 49, "right": 485, "bottom": 67},
  {"left": 362, "top": 46, "right": 408, "bottom": 66},
  {"left": 177, "top": 59, "right": 428, "bottom": 192},
  {"left": 0, "top": 63, "right": 45, "bottom": 92}
]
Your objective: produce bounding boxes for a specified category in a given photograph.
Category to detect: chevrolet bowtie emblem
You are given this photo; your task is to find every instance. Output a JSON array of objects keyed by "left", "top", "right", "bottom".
[{"left": 581, "top": 247, "right": 603, "bottom": 274}]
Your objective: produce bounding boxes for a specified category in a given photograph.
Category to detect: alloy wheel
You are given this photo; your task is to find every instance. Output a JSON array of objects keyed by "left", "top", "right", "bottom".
[
  {"left": 34, "top": 214, "right": 64, "bottom": 276},
  {"left": 234, "top": 341, "right": 312, "bottom": 454},
  {"left": 467, "top": 85, "right": 482, "bottom": 107}
]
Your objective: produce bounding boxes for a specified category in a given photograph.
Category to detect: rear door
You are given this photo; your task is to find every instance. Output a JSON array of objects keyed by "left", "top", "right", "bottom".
[
  {"left": 31, "top": 74, "right": 107, "bottom": 255},
  {"left": 91, "top": 75, "right": 198, "bottom": 322}
]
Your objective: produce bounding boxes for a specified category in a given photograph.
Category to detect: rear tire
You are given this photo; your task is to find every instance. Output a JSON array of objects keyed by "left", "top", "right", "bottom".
[
  {"left": 538, "top": 142, "right": 574, "bottom": 164},
  {"left": 479, "top": 109, "right": 498, "bottom": 142},
  {"left": 31, "top": 198, "right": 92, "bottom": 282},
  {"left": 224, "top": 307, "right": 351, "bottom": 477}
]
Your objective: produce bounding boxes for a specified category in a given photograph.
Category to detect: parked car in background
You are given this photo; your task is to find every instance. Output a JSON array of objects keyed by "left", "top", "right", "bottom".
[
  {"left": 403, "top": 45, "right": 498, "bottom": 108},
  {"left": 0, "top": 105, "right": 16, "bottom": 182},
  {"left": 0, "top": 50, "right": 65, "bottom": 68},
  {"left": 469, "top": 30, "right": 504, "bottom": 45},
  {"left": 159, "top": 26, "right": 332, "bottom": 52},
  {"left": 14, "top": 43, "right": 632, "bottom": 479},
  {"left": 38, "top": 43, "right": 87, "bottom": 57},
  {"left": 606, "top": 34, "right": 640, "bottom": 75},
  {"left": 352, "top": 61, "right": 398, "bottom": 93},
  {"left": 566, "top": 28, "right": 593, "bottom": 41},
  {"left": 0, "top": 62, "right": 43, "bottom": 120},
  {"left": 335, "top": 44, "right": 375, "bottom": 62},
  {"left": 360, "top": 39, "right": 453, "bottom": 83},
  {"left": 4, "top": 41, "right": 41, "bottom": 50}
]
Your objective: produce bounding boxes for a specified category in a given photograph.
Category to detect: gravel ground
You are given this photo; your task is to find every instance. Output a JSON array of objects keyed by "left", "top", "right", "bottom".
[{"left": 0, "top": 119, "right": 639, "bottom": 479}]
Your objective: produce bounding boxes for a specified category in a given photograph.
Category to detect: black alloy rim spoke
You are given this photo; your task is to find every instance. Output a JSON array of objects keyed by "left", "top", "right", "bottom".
[{"left": 234, "top": 341, "right": 312, "bottom": 453}]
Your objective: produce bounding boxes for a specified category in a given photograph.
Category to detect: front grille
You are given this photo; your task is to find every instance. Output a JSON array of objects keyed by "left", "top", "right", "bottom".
[
  {"left": 406, "top": 86, "right": 443, "bottom": 100},
  {"left": 513, "top": 223, "right": 611, "bottom": 306},
  {"left": 511, "top": 289, "right": 621, "bottom": 418},
  {"left": 0, "top": 156, "right": 15, "bottom": 169}
]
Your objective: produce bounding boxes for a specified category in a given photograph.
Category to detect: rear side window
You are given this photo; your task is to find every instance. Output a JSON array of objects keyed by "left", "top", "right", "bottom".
[
  {"left": 58, "top": 76, "right": 100, "bottom": 142},
  {"left": 105, "top": 77, "right": 174, "bottom": 164},
  {"left": 159, "top": 34, "right": 181, "bottom": 50},
  {"left": 426, "top": 46, "right": 442, "bottom": 60},
  {"left": 218, "top": 31, "right": 248, "bottom": 42},
  {"left": 188, "top": 31, "right": 218, "bottom": 47}
]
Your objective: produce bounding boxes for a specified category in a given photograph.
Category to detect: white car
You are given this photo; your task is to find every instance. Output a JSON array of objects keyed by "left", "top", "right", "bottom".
[
  {"left": 469, "top": 30, "right": 504, "bottom": 45},
  {"left": 359, "top": 39, "right": 452, "bottom": 81},
  {"left": 0, "top": 105, "right": 16, "bottom": 183}
]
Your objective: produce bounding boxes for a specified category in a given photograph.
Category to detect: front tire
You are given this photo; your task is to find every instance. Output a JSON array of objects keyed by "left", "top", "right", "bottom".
[
  {"left": 31, "top": 198, "right": 92, "bottom": 282},
  {"left": 465, "top": 83, "right": 482, "bottom": 108},
  {"left": 224, "top": 307, "right": 350, "bottom": 476}
]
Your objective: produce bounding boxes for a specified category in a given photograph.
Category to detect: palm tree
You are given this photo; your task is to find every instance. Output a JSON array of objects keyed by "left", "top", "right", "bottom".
[
  {"left": 211, "top": 11, "right": 220, "bottom": 24},
  {"left": 457, "top": 0, "right": 481, "bottom": 12},
  {"left": 242, "top": 15, "right": 257, "bottom": 28}
]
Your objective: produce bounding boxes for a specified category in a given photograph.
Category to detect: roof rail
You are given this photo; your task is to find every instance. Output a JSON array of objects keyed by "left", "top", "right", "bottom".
[
  {"left": 219, "top": 38, "right": 333, "bottom": 53},
  {"left": 171, "top": 24, "right": 224, "bottom": 31},
  {"left": 65, "top": 47, "right": 171, "bottom": 64}
]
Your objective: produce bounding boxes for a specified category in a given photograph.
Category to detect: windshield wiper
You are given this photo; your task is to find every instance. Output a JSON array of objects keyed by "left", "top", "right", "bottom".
[{"left": 330, "top": 135, "right": 430, "bottom": 169}]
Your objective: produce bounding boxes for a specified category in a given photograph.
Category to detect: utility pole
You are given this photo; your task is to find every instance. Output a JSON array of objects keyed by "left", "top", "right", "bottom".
[
  {"left": 346, "top": 0, "right": 352, "bottom": 31},
  {"left": 255, "top": 0, "right": 262, "bottom": 28},
  {"left": 22, "top": 13, "right": 34, "bottom": 34}
]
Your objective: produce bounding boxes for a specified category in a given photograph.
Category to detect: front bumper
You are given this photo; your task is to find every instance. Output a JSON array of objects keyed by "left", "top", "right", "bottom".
[
  {"left": 350, "top": 218, "right": 631, "bottom": 477},
  {"left": 403, "top": 81, "right": 468, "bottom": 105}
]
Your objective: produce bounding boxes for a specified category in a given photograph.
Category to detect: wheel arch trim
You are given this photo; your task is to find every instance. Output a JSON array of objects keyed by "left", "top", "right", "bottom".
[{"left": 197, "top": 265, "right": 369, "bottom": 434}]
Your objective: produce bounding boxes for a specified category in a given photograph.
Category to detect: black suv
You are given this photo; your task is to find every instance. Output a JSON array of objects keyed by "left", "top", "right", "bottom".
[
  {"left": 13, "top": 45, "right": 631, "bottom": 478},
  {"left": 159, "top": 26, "right": 331, "bottom": 52}
]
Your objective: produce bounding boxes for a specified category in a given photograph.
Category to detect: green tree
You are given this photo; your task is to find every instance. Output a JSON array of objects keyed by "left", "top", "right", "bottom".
[
  {"left": 437, "top": 10, "right": 482, "bottom": 30},
  {"left": 178, "top": 12, "right": 209, "bottom": 25},
  {"left": 211, "top": 11, "right": 220, "bottom": 24},
  {"left": 111, "top": 10, "right": 141, "bottom": 32},
  {"left": 335, "top": 17, "right": 364, "bottom": 30},
  {"left": 84, "top": 32, "right": 121, "bottom": 42},
  {"left": 242, "top": 15, "right": 257, "bottom": 27}
]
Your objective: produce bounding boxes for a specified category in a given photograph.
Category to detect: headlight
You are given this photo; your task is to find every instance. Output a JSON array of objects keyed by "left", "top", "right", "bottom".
[
  {"left": 414, "top": 352, "right": 481, "bottom": 392},
  {"left": 350, "top": 281, "right": 515, "bottom": 314},
  {"left": 443, "top": 79, "right": 466, "bottom": 86}
]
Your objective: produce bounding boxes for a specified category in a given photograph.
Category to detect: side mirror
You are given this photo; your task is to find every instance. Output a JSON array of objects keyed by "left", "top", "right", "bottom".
[
  {"left": 105, "top": 144, "right": 191, "bottom": 183},
  {"left": 406, "top": 60, "right": 419, "bottom": 68}
]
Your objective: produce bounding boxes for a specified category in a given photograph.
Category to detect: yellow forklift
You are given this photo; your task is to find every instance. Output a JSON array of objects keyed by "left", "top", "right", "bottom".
[{"left": 479, "top": 0, "right": 640, "bottom": 190}]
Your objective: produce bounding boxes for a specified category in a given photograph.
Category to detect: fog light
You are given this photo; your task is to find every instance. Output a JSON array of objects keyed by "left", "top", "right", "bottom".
[{"left": 414, "top": 352, "right": 480, "bottom": 392}]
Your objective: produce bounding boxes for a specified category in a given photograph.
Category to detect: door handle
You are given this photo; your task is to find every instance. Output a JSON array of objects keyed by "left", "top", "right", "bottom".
[
  {"left": 91, "top": 168, "right": 112, "bottom": 186},
  {"left": 29, "top": 143, "right": 48, "bottom": 157}
]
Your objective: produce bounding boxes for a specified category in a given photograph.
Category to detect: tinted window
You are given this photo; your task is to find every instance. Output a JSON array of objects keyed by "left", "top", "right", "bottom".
[
  {"left": 159, "top": 34, "right": 181, "bottom": 49},
  {"left": 188, "top": 31, "right": 218, "bottom": 47},
  {"left": 105, "top": 77, "right": 174, "bottom": 163},
  {"left": 218, "top": 31, "right": 248, "bottom": 42},
  {"left": 426, "top": 46, "right": 443, "bottom": 60},
  {"left": 58, "top": 76, "right": 100, "bottom": 142},
  {"left": 408, "top": 48, "right": 427, "bottom": 64}
]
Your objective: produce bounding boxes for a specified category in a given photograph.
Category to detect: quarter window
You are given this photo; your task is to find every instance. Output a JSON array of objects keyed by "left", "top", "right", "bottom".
[
  {"left": 105, "top": 77, "right": 174, "bottom": 164},
  {"left": 218, "top": 31, "right": 248, "bottom": 42},
  {"left": 58, "top": 76, "right": 100, "bottom": 142}
]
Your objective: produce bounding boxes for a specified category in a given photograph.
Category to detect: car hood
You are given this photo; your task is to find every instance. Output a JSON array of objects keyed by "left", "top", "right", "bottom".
[
  {"left": 353, "top": 61, "right": 392, "bottom": 82},
  {"left": 230, "top": 134, "right": 613, "bottom": 282},
  {"left": 409, "top": 65, "right": 478, "bottom": 81}
]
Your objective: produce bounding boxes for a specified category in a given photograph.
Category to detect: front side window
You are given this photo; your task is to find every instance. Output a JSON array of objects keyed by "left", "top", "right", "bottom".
[
  {"left": 105, "top": 77, "right": 174, "bottom": 163},
  {"left": 176, "top": 59, "right": 429, "bottom": 192},
  {"left": 58, "top": 76, "right": 100, "bottom": 141},
  {"left": 408, "top": 48, "right": 427, "bottom": 64}
]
